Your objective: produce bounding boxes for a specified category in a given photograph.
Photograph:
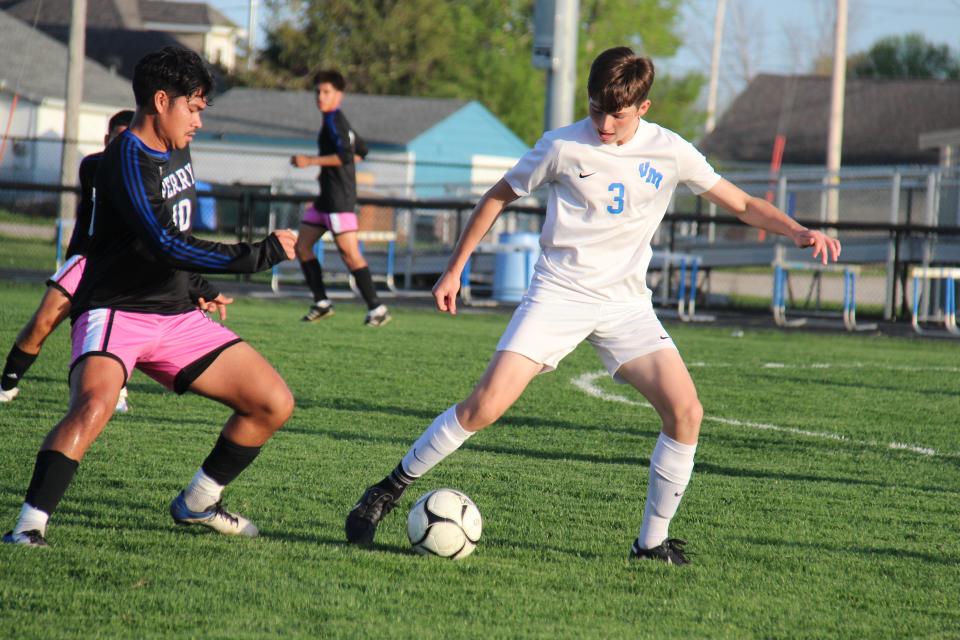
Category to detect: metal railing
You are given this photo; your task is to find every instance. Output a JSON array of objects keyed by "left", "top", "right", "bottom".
[{"left": 3, "top": 179, "right": 960, "bottom": 323}]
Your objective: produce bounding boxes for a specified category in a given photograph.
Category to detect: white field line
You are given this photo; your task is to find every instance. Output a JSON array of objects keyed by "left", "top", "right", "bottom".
[
  {"left": 685, "top": 361, "right": 960, "bottom": 374},
  {"left": 570, "top": 371, "right": 943, "bottom": 458}
]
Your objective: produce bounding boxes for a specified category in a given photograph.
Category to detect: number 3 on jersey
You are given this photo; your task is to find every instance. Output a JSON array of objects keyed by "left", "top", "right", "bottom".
[{"left": 607, "top": 182, "right": 625, "bottom": 214}]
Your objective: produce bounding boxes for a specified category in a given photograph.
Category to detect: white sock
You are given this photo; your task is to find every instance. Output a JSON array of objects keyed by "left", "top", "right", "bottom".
[
  {"left": 14, "top": 503, "right": 49, "bottom": 536},
  {"left": 637, "top": 433, "right": 697, "bottom": 549},
  {"left": 401, "top": 405, "right": 474, "bottom": 477},
  {"left": 183, "top": 469, "right": 225, "bottom": 512}
]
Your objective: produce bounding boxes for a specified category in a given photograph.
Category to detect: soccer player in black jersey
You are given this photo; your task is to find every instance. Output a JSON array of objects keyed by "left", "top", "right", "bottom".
[
  {"left": 3, "top": 47, "right": 297, "bottom": 547},
  {"left": 0, "top": 110, "right": 133, "bottom": 406},
  {"left": 290, "top": 69, "right": 391, "bottom": 327}
]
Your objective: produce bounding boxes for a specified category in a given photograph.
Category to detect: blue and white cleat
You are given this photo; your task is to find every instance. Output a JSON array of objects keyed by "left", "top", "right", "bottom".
[
  {"left": 3, "top": 529, "right": 48, "bottom": 547},
  {"left": 169, "top": 492, "right": 258, "bottom": 537}
]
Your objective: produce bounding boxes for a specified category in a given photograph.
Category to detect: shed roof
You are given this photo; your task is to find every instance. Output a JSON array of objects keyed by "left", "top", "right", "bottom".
[
  {"left": 198, "top": 88, "right": 471, "bottom": 147},
  {"left": 0, "top": 10, "right": 132, "bottom": 107},
  {"left": 700, "top": 74, "right": 960, "bottom": 165}
]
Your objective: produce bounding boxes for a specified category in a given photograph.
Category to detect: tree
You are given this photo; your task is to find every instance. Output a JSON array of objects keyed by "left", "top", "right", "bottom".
[
  {"left": 240, "top": 0, "right": 705, "bottom": 144},
  {"left": 848, "top": 33, "right": 960, "bottom": 80}
]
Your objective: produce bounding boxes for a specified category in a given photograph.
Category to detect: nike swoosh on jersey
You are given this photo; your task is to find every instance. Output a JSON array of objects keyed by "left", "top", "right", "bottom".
[{"left": 578, "top": 171, "right": 597, "bottom": 178}]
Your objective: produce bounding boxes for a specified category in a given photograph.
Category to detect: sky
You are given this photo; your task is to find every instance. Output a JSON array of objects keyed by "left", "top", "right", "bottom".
[{"left": 209, "top": 0, "right": 960, "bottom": 107}]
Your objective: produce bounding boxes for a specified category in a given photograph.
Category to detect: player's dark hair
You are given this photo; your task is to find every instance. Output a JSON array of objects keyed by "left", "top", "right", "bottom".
[
  {"left": 107, "top": 109, "right": 134, "bottom": 133},
  {"left": 313, "top": 70, "right": 346, "bottom": 91},
  {"left": 132, "top": 46, "right": 214, "bottom": 107},
  {"left": 587, "top": 47, "right": 655, "bottom": 113}
]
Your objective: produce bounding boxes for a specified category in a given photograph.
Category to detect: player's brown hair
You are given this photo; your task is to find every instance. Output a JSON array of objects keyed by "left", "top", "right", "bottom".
[
  {"left": 587, "top": 47, "right": 655, "bottom": 113},
  {"left": 313, "top": 70, "right": 346, "bottom": 91}
]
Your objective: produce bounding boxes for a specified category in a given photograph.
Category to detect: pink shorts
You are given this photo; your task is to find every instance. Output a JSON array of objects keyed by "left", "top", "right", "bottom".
[
  {"left": 47, "top": 255, "right": 86, "bottom": 300},
  {"left": 70, "top": 308, "right": 241, "bottom": 393},
  {"left": 302, "top": 205, "right": 358, "bottom": 235}
]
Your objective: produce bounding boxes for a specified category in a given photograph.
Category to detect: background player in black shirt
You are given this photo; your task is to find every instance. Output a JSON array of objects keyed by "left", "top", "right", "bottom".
[
  {"left": 3, "top": 47, "right": 297, "bottom": 547},
  {"left": 0, "top": 110, "right": 133, "bottom": 405},
  {"left": 290, "top": 70, "right": 391, "bottom": 327}
]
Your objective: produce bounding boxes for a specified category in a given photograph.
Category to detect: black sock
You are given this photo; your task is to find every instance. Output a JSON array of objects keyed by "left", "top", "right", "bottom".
[
  {"left": 299, "top": 258, "right": 329, "bottom": 302},
  {"left": 200, "top": 434, "right": 262, "bottom": 486},
  {"left": 24, "top": 450, "right": 80, "bottom": 516},
  {"left": 2, "top": 344, "right": 37, "bottom": 391},
  {"left": 376, "top": 464, "right": 415, "bottom": 500},
  {"left": 351, "top": 266, "right": 381, "bottom": 309}
]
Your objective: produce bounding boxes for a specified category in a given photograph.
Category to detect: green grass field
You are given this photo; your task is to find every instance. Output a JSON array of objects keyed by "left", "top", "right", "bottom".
[{"left": 0, "top": 281, "right": 958, "bottom": 639}]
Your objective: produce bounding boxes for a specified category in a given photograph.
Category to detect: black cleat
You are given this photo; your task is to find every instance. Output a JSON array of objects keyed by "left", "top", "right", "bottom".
[
  {"left": 302, "top": 301, "right": 334, "bottom": 322},
  {"left": 3, "top": 529, "right": 49, "bottom": 547},
  {"left": 345, "top": 485, "right": 398, "bottom": 545},
  {"left": 629, "top": 538, "right": 691, "bottom": 565}
]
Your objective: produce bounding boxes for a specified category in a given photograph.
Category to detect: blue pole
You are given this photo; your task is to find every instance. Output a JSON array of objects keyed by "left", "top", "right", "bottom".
[
  {"left": 461, "top": 257, "right": 472, "bottom": 290},
  {"left": 948, "top": 277, "right": 955, "bottom": 317},
  {"left": 55, "top": 219, "right": 64, "bottom": 268}
]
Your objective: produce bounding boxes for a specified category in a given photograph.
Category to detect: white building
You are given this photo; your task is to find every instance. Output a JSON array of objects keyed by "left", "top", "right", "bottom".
[{"left": 0, "top": 11, "right": 132, "bottom": 185}]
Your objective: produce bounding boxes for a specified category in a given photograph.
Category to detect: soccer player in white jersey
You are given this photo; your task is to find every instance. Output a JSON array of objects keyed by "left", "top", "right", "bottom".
[{"left": 345, "top": 46, "right": 841, "bottom": 564}]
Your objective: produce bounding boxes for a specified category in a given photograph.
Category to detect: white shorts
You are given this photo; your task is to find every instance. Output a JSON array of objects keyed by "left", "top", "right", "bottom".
[{"left": 496, "top": 293, "right": 676, "bottom": 383}]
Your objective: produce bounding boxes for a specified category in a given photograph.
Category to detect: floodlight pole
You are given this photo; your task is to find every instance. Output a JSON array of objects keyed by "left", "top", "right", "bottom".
[
  {"left": 58, "top": 0, "right": 86, "bottom": 243},
  {"left": 247, "top": 0, "right": 258, "bottom": 70},
  {"left": 825, "top": 0, "right": 847, "bottom": 225},
  {"left": 704, "top": 0, "right": 727, "bottom": 134},
  {"left": 533, "top": 0, "right": 580, "bottom": 133}
]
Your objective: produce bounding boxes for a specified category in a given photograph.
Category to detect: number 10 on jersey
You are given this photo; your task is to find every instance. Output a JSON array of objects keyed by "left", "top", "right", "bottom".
[{"left": 607, "top": 183, "right": 624, "bottom": 214}]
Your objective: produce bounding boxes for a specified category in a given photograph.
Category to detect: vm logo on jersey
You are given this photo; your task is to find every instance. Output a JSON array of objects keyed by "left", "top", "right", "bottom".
[
  {"left": 638, "top": 161, "right": 663, "bottom": 189},
  {"left": 161, "top": 163, "right": 196, "bottom": 199}
]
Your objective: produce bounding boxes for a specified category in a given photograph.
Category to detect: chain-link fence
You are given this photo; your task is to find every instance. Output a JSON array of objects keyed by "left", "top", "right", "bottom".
[{"left": 3, "top": 158, "right": 960, "bottom": 327}]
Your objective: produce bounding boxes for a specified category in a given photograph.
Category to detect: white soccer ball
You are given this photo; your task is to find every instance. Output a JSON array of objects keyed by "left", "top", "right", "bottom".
[{"left": 407, "top": 489, "right": 482, "bottom": 559}]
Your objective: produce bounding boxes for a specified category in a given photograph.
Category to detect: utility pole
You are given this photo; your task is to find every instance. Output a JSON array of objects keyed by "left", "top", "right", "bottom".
[
  {"left": 533, "top": 0, "right": 580, "bottom": 132},
  {"left": 704, "top": 0, "right": 727, "bottom": 134},
  {"left": 825, "top": 0, "right": 847, "bottom": 225},
  {"left": 58, "top": 0, "right": 86, "bottom": 250},
  {"left": 246, "top": 0, "right": 258, "bottom": 71}
]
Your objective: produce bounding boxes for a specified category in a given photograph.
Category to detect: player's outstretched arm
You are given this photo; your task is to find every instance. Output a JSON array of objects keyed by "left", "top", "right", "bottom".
[
  {"left": 114, "top": 141, "right": 295, "bottom": 274},
  {"left": 433, "top": 179, "right": 520, "bottom": 315},
  {"left": 290, "top": 154, "right": 344, "bottom": 168},
  {"left": 703, "top": 179, "right": 841, "bottom": 264}
]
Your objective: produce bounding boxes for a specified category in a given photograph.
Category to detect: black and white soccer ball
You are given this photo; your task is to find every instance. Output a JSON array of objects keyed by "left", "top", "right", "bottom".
[{"left": 407, "top": 489, "right": 482, "bottom": 559}]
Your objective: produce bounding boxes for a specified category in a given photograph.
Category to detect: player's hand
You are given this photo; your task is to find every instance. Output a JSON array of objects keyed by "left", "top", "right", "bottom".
[
  {"left": 432, "top": 271, "right": 461, "bottom": 315},
  {"left": 198, "top": 294, "right": 234, "bottom": 321},
  {"left": 792, "top": 229, "right": 841, "bottom": 265},
  {"left": 272, "top": 229, "right": 297, "bottom": 260},
  {"left": 290, "top": 154, "right": 311, "bottom": 168}
]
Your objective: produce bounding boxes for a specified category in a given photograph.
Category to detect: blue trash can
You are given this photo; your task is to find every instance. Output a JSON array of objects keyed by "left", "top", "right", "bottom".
[
  {"left": 195, "top": 180, "right": 218, "bottom": 231},
  {"left": 492, "top": 232, "right": 541, "bottom": 302}
]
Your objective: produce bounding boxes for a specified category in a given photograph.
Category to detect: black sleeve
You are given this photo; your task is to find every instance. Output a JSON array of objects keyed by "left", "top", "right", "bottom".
[
  {"left": 331, "top": 112, "right": 355, "bottom": 165},
  {"left": 187, "top": 273, "right": 220, "bottom": 304},
  {"left": 354, "top": 132, "right": 368, "bottom": 160},
  {"left": 66, "top": 154, "right": 99, "bottom": 257},
  {"left": 114, "top": 146, "right": 288, "bottom": 274}
]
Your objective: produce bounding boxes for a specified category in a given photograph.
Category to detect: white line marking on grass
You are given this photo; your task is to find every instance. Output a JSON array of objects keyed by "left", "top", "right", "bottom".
[
  {"left": 570, "top": 371, "right": 942, "bottom": 458},
  {"left": 685, "top": 361, "right": 960, "bottom": 374}
]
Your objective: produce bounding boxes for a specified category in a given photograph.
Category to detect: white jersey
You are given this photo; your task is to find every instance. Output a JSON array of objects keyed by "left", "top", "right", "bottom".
[{"left": 503, "top": 117, "right": 720, "bottom": 302}]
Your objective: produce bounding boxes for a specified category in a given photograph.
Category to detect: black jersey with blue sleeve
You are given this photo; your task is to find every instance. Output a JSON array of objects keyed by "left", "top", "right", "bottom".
[
  {"left": 71, "top": 130, "right": 286, "bottom": 318},
  {"left": 315, "top": 108, "right": 361, "bottom": 213}
]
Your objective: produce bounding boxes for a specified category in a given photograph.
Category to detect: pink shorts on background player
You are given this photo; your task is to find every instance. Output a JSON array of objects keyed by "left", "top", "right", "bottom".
[
  {"left": 70, "top": 308, "right": 241, "bottom": 393},
  {"left": 302, "top": 205, "right": 358, "bottom": 235},
  {"left": 47, "top": 255, "right": 86, "bottom": 300}
]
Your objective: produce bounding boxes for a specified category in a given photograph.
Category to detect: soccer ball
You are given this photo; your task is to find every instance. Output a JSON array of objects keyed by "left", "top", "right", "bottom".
[{"left": 407, "top": 489, "right": 482, "bottom": 559}]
